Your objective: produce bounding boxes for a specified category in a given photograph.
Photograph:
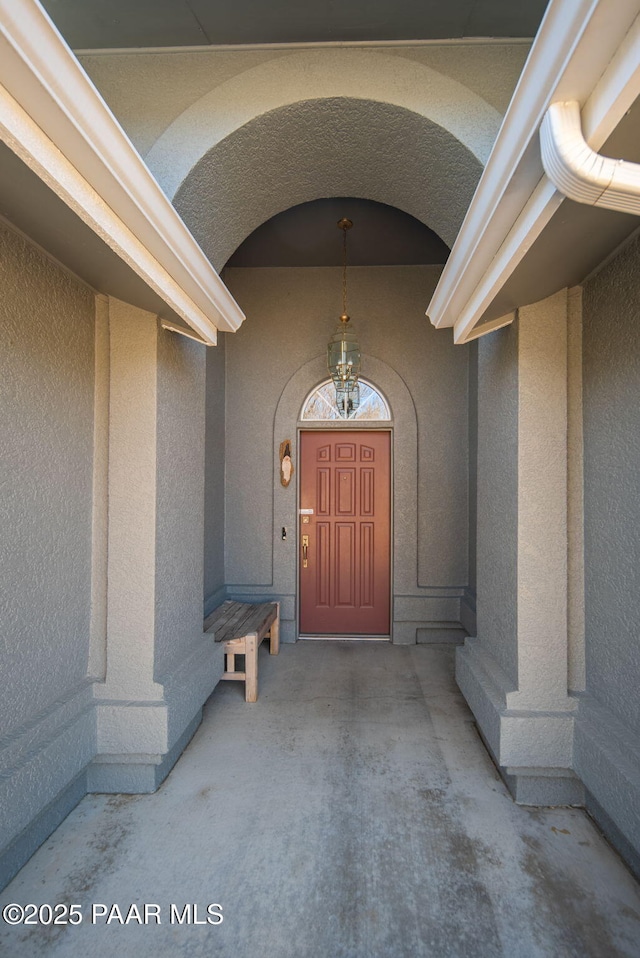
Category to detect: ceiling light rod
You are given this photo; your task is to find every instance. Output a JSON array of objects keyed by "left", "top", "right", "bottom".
[
  {"left": 339, "top": 216, "right": 352, "bottom": 319},
  {"left": 327, "top": 217, "right": 361, "bottom": 418}
]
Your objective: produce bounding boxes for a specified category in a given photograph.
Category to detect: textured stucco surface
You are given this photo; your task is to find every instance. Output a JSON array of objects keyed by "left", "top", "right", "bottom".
[
  {"left": 465, "top": 340, "right": 478, "bottom": 631},
  {"left": 0, "top": 223, "right": 96, "bottom": 878},
  {"left": 513, "top": 291, "right": 570, "bottom": 711},
  {"left": 461, "top": 296, "right": 579, "bottom": 796},
  {"left": 92, "top": 303, "right": 222, "bottom": 787},
  {"left": 81, "top": 49, "right": 292, "bottom": 156},
  {"left": 222, "top": 265, "right": 469, "bottom": 642},
  {"left": 385, "top": 44, "right": 530, "bottom": 114},
  {"left": 147, "top": 49, "right": 499, "bottom": 197},
  {"left": 576, "top": 237, "right": 640, "bottom": 864},
  {"left": 88, "top": 296, "right": 109, "bottom": 681},
  {"left": 0, "top": 224, "right": 95, "bottom": 728},
  {"left": 154, "top": 326, "right": 207, "bottom": 677},
  {"left": 97, "top": 300, "right": 163, "bottom": 703},
  {"left": 475, "top": 323, "right": 519, "bottom": 686},
  {"left": 174, "top": 98, "right": 483, "bottom": 269},
  {"left": 80, "top": 43, "right": 522, "bottom": 157},
  {"left": 582, "top": 236, "right": 640, "bottom": 734},
  {"left": 567, "top": 287, "right": 586, "bottom": 693},
  {"left": 81, "top": 46, "right": 503, "bottom": 268},
  {"left": 204, "top": 334, "right": 226, "bottom": 611}
]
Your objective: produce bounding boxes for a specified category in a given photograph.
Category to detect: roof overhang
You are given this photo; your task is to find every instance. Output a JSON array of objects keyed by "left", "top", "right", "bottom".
[
  {"left": 0, "top": 0, "right": 245, "bottom": 344},
  {"left": 427, "top": 0, "right": 640, "bottom": 343}
]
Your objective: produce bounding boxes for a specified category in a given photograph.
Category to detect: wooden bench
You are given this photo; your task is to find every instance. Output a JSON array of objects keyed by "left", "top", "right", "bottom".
[{"left": 204, "top": 600, "right": 280, "bottom": 703}]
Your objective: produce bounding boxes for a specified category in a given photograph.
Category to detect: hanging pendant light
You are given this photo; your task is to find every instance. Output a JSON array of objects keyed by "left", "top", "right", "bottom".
[{"left": 327, "top": 217, "right": 361, "bottom": 418}]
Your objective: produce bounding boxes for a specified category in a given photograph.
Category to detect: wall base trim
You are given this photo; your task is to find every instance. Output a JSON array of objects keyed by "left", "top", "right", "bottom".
[
  {"left": 160, "top": 634, "right": 225, "bottom": 742},
  {"left": 586, "top": 791, "right": 640, "bottom": 881},
  {"left": 503, "top": 767, "right": 584, "bottom": 806},
  {"left": 456, "top": 637, "right": 577, "bottom": 791},
  {"left": 0, "top": 771, "right": 87, "bottom": 892},
  {"left": 460, "top": 589, "right": 477, "bottom": 636},
  {"left": 574, "top": 694, "right": 640, "bottom": 875},
  {"left": 416, "top": 623, "right": 467, "bottom": 644},
  {"left": 455, "top": 638, "right": 508, "bottom": 756},
  {"left": 87, "top": 711, "right": 202, "bottom": 794},
  {"left": 0, "top": 685, "right": 95, "bottom": 883},
  {"left": 1, "top": 704, "right": 205, "bottom": 888}
]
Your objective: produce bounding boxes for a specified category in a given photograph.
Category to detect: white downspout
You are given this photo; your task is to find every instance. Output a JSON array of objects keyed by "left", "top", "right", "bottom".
[{"left": 540, "top": 99, "right": 640, "bottom": 215}]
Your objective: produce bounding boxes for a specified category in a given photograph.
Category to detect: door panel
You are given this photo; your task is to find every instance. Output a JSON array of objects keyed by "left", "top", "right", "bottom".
[{"left": 300, "top": 430, "right": 391, "bottom": 635}]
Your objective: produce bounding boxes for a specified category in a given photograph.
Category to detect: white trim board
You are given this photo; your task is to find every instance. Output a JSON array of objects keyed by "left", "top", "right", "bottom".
[
  {"left": 0, "top": 0, "right": 245, "bottom": 344},
  {"left": 426, "top": 0, "right": 640, "bottom": 343}
]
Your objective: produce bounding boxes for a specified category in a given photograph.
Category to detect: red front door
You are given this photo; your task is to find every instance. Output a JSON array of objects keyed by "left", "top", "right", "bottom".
[{"left": 299, "top": 431, "right": 391, "bottom": 635}]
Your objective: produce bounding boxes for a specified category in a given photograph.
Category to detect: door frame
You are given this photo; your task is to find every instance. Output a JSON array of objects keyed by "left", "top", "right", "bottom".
[{"left": 296, "top": 424, "right": 394, "bottom": 639}]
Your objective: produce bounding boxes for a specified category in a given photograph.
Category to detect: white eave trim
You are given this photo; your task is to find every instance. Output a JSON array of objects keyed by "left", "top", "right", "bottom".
[
  {"left": 0, "top": 0, "right": 245, "bottom": 343},
  {"left": 426, "top": 0, "right": 640, "bottom": 344}
]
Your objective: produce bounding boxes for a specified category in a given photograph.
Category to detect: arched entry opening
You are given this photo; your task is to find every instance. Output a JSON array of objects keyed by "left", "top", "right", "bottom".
[
  {"left": 205, "top": 221, "right": 472, "bottom": 645},
  {"left": 182, "top": 68, "right": 491, "bottom": 643}
]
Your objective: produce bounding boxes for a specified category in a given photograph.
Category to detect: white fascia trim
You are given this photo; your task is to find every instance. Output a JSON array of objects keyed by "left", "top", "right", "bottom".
[
  {"left": 452, "top": 179, "right": 563, "bottom": 344},
  {"left": 76, "top": 38, "right": 534, "bottom": 56},
  {"left": 0, "top": 85, "right": 218, "bottom": 344},
  {"left": 541, "top": 99, "right": 640, "bottom": 215},
  {"left": 454, "top": 313, "right": 516, "bottom": 344},
  {"left": 427, "top": 0, "right": 602, "bottom": 331},
  {"left": 160, "top": 319, "right": 207, "bottom": 344},
  {"left": 426, "top": 0, "right": 640, "bottom": 343},
  {"left": 0, "top": 0, "right": 245, "bottom": 341}
]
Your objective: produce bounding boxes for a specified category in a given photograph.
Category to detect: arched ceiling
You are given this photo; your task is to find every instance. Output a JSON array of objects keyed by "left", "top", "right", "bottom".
[
  {"left": 226, "top": 198, "right": 450, "bottom": 268},
  {"left": 173, "top": 97, "right": 484, "bottom": 269},
  {"left": 146, "top": 49, "right": 499, "bottom": 199}
]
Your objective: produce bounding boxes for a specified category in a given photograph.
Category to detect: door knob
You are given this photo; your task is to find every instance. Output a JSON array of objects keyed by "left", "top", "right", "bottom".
[{"left": 302, "top": 534, "right": 309, "bottom": 568}]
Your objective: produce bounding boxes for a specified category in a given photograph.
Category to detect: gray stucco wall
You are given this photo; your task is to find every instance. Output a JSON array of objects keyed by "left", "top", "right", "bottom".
[
  {"left": 89, "top": 305, "right": 223, "bottom": 794},
  {"left": 475, "top": 323, "right": 519, "bottom": 686},
  {"left": 582, "top": 237, "right": 640, "bottom": 730},
  {"left": 221, "top": 265, "right": 470, "bottom": 643},
  {"left": 153, "top": 324, "right": 224, "bottom": 757},
  {"left": 462, "top": 341, "right": 478, "bottom": 635},
  {"left": 0, "top": 224, "right": 96, "bottom": 884},
  {"left": 204, "top": 335, "right": 226, "bottom": 613},
  {"left": 154, "top": 329, "right": 208, "bottom": 679},
  {"left": 577, "top": 236, "right": 640, "bottom": 870}
]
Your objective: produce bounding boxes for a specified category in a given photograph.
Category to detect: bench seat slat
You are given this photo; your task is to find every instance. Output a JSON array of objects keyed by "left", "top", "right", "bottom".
[
  {"left": 238, "top": 602, "right": 277, "bottom": 636},
  {"left": 207, "top": 601, "right": 277, "bottom": 644},
  {"left": 204, "top": 600, "right": 243, "bottom": 634},
  {"left": 217, "top": 603, "right": 253, "bottom": 640},
  {"left": 215, "top": 604, "right": 260, "bottom": 643},
  {"left": 204, "top": 600, "right": 254, "bottom": 638}
]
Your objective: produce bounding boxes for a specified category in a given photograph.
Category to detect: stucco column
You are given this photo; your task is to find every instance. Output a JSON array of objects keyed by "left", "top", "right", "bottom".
[
  {"left": 89, "top": 298, "right": 223, "bottom": 793},
  {"left": 507, "top": 291, "right": 573, "bottom": 710},
  {"left": 457, "top": 290, "right": 582, "bottom": 806},
  {"left": 90, "top": 300, "right": 168, "bottom": 790}
]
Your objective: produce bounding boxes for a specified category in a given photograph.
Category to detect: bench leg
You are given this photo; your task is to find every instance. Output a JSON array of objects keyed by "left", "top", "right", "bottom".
[
  {"left": 245, "top": 633, "right": 258, "bottom": 703},
  {"left": 270, "top": 606, "right": 280, "bottom": 655}
]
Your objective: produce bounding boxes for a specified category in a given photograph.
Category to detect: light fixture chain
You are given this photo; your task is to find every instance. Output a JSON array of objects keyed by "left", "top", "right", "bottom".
[
  {"left": 342, "top": 223, "right": 348, "bottom": 316},
  {"left": 328, "top": 217, "right": 359, "bottom": 418}
]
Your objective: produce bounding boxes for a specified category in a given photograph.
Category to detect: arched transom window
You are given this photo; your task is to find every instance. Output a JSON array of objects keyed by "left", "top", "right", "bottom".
[{"left": 301, "top": 379, "right": 391, "bottom": 422}]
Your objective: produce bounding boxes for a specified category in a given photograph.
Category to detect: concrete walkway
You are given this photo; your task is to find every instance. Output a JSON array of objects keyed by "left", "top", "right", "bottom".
[{"left": 1, "top": 642, "right": 639, "bottom": 958}]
